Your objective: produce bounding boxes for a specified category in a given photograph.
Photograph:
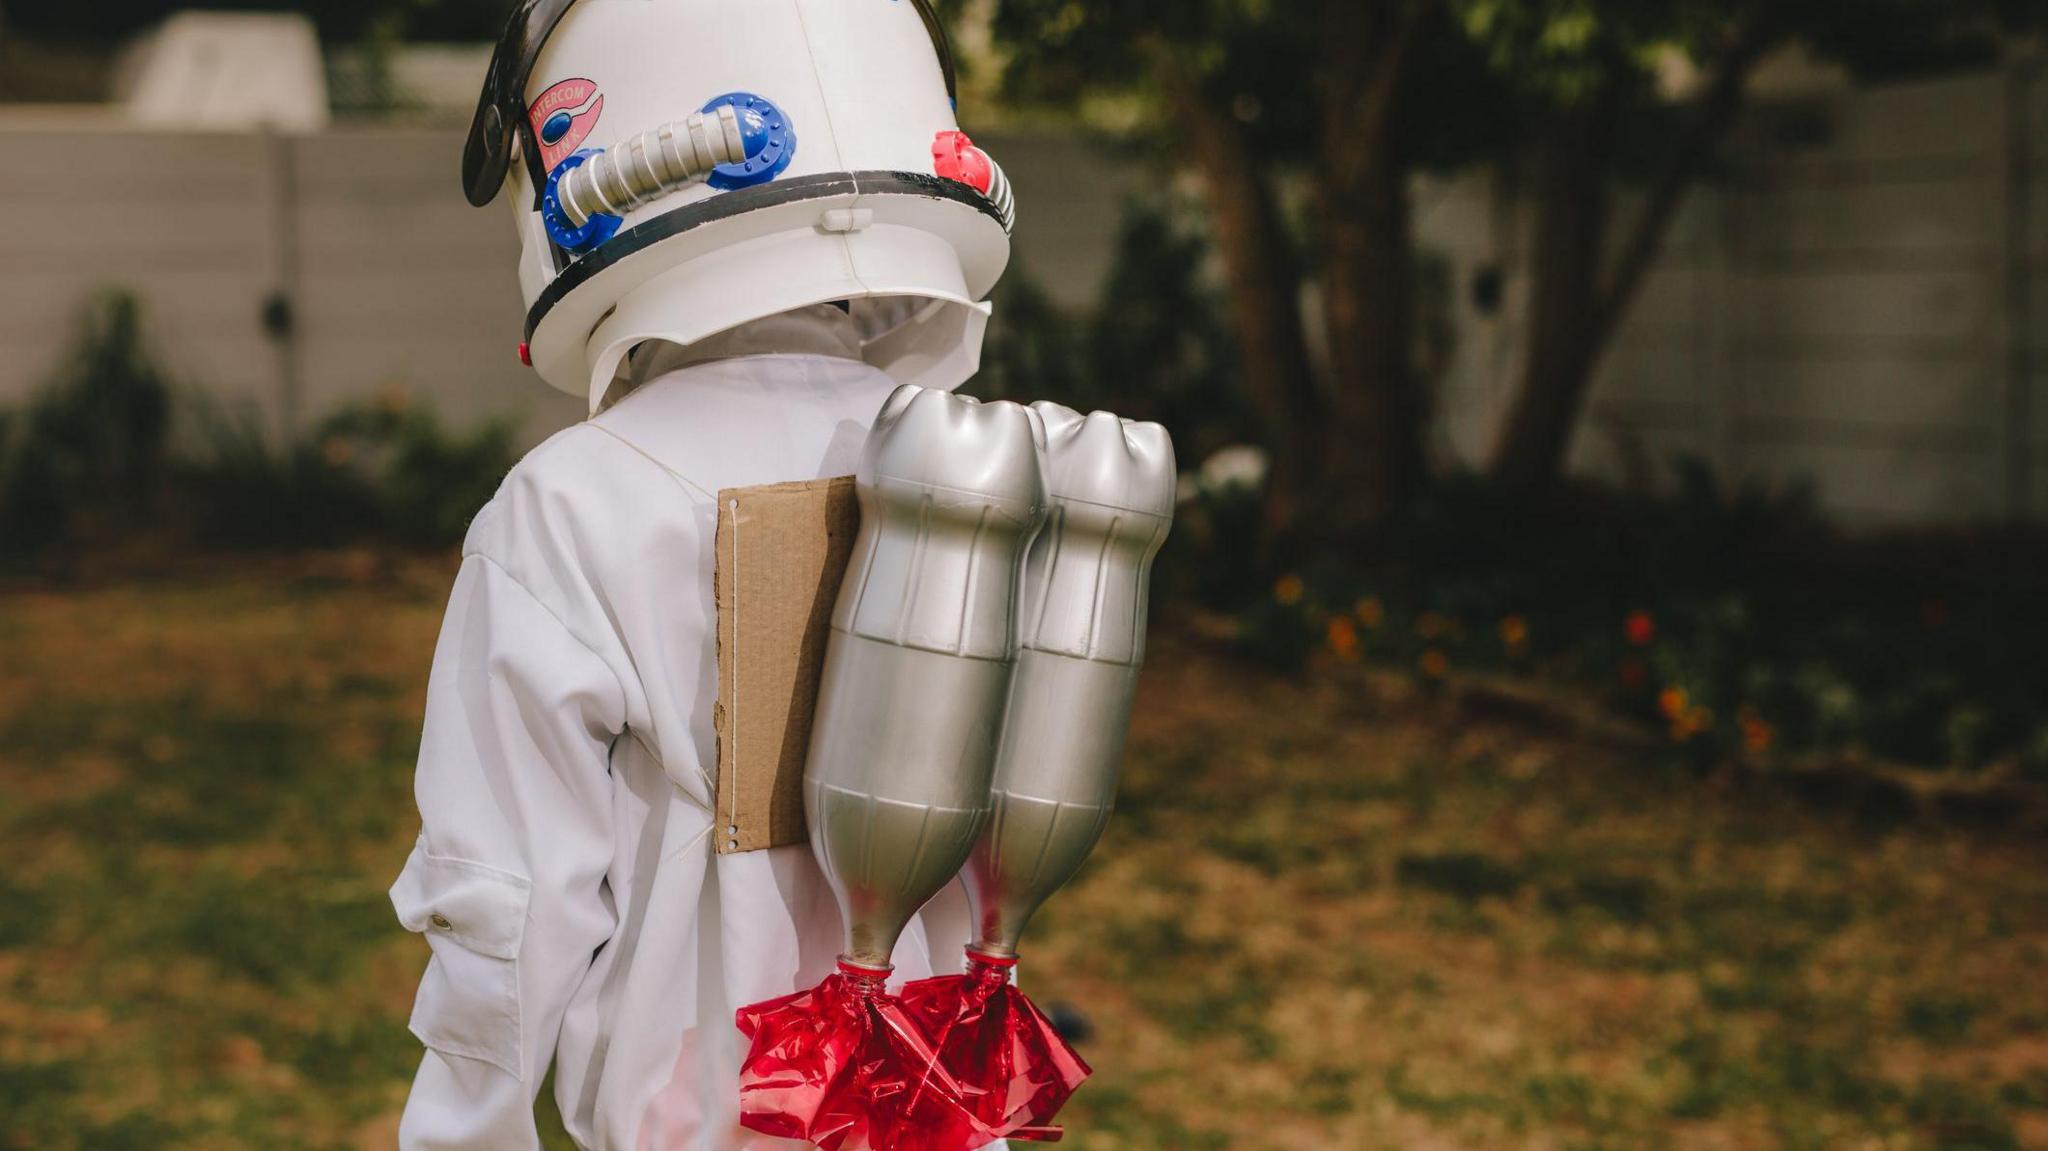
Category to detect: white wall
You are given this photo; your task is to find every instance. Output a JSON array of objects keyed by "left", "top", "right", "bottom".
[
  {"left": 0, "top": 116, "right": 581, "bottom": 445},
  {"left": 3, "top": 69, "right": 2042, "bottom": 527},
  {"left": 0, "top": 118, "right": 1132, "bottom": 451},
  {"left": 1420, "top": 67, "right": 2048, "bottom": 526}
]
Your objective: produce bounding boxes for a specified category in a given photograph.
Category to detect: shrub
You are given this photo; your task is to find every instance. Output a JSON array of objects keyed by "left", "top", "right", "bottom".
[
  {"left": 0, "top": 290, "right": 172, "bottom": 561},
  {"left": 0, "top": 293, "right": 515, "bottom": 560},
  {"left": 1243, "top": 462, "right": 2048, "bottom": 772},
  {"left": 973, "top": 196, "right": 1251, "bottom": 464},
  {"left": 181, "top": 392, "right": 516, "bottom": 550}
]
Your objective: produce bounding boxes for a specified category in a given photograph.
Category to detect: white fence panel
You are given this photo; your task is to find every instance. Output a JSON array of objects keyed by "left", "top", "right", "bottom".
[{"left": 2, "top": 74, "right": 2043, "bottom": 527}]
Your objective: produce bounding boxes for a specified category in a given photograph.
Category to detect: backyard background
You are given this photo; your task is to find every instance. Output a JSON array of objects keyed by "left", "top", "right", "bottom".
[{"left": 3, "top": 2, "right": 2047, "bottom": 1149}]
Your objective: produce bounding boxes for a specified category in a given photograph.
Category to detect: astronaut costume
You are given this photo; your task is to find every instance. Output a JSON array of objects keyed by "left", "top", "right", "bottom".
[{"left": 391, "top": 2, "right": 1016, "bottom": 1146}]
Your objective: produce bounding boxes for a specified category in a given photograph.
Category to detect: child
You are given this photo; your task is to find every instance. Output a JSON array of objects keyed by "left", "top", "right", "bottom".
[{"left": 392, "top": 3, "right": 1016, "bottom": 1146}]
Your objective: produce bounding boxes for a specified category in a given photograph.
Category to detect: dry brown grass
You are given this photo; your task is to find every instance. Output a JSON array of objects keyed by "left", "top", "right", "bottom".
[{"left": 1, "top": 559, "right": 2044, "bottom": 1150}]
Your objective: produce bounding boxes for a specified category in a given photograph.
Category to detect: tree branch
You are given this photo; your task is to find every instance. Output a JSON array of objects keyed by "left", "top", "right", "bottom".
[
  {"left": 1590, "top": 14, "right": 1776, "bottom": 351},
  {"left": 1314, "top": 0, "right": 1433, "bottom": 528},
  {"left": 1325, "top": 0, "right": 1428, "bottom": 162},
  {"left": 1148, "top": 36, "right": 1327, "bottom": 539}
]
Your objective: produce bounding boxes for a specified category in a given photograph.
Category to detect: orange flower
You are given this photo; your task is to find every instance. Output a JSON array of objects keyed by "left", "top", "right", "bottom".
[
  {"left": 1657, "top": 685, "right": 1689, "bottom": 721},
  {"left": 1671, "top": 700, "right": 1720, "bottom": 745},
  {"left": 1670, "top": 704, "right": 1715, "bottom": 743},
  {"left": 1415, "top": 611, "right": 1449, "bottom": 640},
  {"left": 1326, "top": 616, "right": 1360, "bottom": 661},
  {"left": 1274, "top": 574, "right": 1305, "bottom": 606},
  {"left": 1355, "top": 596, "right": 1386, "bottom": 630},
  {"left": 1498, "top": 614, "right": 1529, "bottom": 651},
  {"left": 1625, "top": 610, "right": 1656, "bottom": 646},
  {"left": 1419, "top": 648, "right": 1449, "bottom": 679},
  {"left": 1738, "top": 705, "right": 1775, "bottom": 755}
]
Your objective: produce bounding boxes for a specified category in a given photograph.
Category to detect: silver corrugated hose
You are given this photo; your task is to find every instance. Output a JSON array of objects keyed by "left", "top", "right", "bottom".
[
  {"left": 984, "top": 158, "right": 1016, "bottom": 233},
  {"left": 558, "top": 104, "right": 750, "bottom": 227}
]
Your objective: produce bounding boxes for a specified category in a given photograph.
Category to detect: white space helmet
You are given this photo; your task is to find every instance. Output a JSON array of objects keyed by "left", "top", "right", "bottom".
[{"left": 463, "top": 0, "right": 1016, "bottom": 412}]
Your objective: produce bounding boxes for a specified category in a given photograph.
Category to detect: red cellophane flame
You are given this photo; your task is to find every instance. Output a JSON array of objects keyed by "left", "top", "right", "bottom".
[
  {"left": 899, "top": 951, "right": 1092, "bottom": 1142},
  {"left": 737, "top": 960, "right": 1002, "bottom": 1151}
]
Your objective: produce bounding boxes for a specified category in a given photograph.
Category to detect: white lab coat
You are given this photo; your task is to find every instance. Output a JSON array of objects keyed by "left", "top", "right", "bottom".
[{"left": 391, "top": 308, "right": 987, "bottom": 1150}]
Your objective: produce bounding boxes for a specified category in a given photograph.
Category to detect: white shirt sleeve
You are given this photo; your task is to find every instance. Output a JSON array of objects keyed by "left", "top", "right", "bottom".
[{"left": 392, "top": 546, "right": 627, "bottom": 1150}]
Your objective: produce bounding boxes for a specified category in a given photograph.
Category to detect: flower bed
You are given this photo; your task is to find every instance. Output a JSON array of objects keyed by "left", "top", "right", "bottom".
[{"left": 1208, "top": 467, "right": 2048, "bottom": 777}]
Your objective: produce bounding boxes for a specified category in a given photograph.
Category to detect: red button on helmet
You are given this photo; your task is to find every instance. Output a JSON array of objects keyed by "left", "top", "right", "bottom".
[{"left": 932, "top": 130, "right": 994, "bottom": 195}]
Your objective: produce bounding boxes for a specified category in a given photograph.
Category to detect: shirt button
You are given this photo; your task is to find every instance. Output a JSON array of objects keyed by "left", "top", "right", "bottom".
[{"left": 429, "top": 913, "right": 453, "bottom": 931}]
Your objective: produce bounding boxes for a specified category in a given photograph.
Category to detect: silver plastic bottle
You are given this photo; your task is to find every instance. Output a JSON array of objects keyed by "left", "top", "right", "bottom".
[
  {"left": 963, "top": 404, "right": 1176, "bottom": 957},
  {"left": 805, "top": 384, "right": 1049, "bottom": 970}
]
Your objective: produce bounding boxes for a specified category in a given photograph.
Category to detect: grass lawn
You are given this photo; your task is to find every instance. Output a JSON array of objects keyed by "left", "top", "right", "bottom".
[{"left": 1, "top": 556, "right": 2043, "bottom": 1150}]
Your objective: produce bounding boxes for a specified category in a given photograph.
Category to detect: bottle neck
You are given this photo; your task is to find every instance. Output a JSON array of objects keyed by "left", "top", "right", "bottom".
[{"left": 834, "top": 957, "right": 893, "bottom": 998}]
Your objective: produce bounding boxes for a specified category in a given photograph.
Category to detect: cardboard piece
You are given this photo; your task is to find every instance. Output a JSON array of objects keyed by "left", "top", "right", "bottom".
[{"left": 713, "top": 476, "right": 859, "bottom": 854}]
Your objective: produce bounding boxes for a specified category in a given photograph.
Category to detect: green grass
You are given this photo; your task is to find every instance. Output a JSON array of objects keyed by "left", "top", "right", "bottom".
[
  {"left": 0, "top": 564, "right": 442, "bottom": 1150},
  {"left": 1, "top": 558, "right": 2044, "bottom": 1150}
]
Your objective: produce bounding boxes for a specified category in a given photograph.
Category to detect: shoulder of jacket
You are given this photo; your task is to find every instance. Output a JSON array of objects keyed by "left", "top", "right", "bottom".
[
  {"left": 460, "top": 425, "right": 599, "bottom": 558},
  {"left": 461, "top": 421, "right": 708, "bottom": 585}
]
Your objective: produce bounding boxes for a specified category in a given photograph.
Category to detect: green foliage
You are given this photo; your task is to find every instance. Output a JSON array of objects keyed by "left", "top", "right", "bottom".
[
  {"left": 0, "top": 876, "right": 49, "bottom": 950},
  {"left": 1396, "top": 850, "right": 1526, "bottom": 902},
  {"left": 1777, "top": 0, "right": 2032, "bottom": 83},
  {"left": 1453, "top": 0, "right": 1670, "bottom": 106},
  {"left": 988, "top": 0, "right": 1509, "bottom": 170},
  {"left": 0, "top": 626, "right": 428, "bottom": 1147},
  {"left": 1080, "top": 200, "right": 1250, "bottom": 459},
  {"left": 975, "top": 196, "right": 1249, "bottom": 458},
  {"left": 0, "top": 293, "right": 515, "bottom": 562},
  {"left": 991, "top": 0, "right": 1316, "bottom": 140},
  {"left": 0, "top": 291, "right": 171, "bottom": 561},
  {"left": 332, "top": 401, "right": 516, "bottom": 546},
  {"left": 1452, "top": 0, "right": 2031, "bottom": 112},
  {"left": 182, "top": 395, "right": 517, "bottom": 551},
  {"left": 158, "top": 872, "right": 396, "bottom": 988},
  {"left": 968, "top": 262, "right": 1086, "bottom": 405},
  {"left": 974, "top": 197, "right": 1270, "bottom": 611},
  {"left": 1907, "top": 1078, "right": 2020, "bottom": 1151},
  {"left": 982, "top": 197, "right": 1249, "bottom": 447},
  {"left": 977, "top": 0, "right": 2031, "bottom": 186},
  {"left": 1902, "top": 993, "right": 1981, "bottom": 1046},
  {"left": 179, "top": 408, "right": 386, "bottom": 552},
  {"left": 1170, "top": 479, "right": 1270, "bottom": 613},
  {"left": 1233, "top": 461, "right": 2048, "bottom": 772}
]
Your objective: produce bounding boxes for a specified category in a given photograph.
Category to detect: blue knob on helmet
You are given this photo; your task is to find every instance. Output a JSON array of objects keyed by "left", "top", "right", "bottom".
[
  {"left": 701, "top": 92, "right": 797, "bottom": 190},
  {"left": 542, "top": 149, "right": 623, "bottom": 253}
]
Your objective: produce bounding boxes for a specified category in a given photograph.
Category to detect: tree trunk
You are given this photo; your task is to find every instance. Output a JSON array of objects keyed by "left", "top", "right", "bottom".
[
  {"left": 1488, "top": 20, "right": 1772, "bottom": 490},
  {"left": 1159, "top": 55, "right": 1324, "bottom": 545},
  {"left": 1319, "top": 1, "right": 1424, "bottom": 535},
  {"left": 1488, "top": 100, "right": 1611, "bottom": 489}
]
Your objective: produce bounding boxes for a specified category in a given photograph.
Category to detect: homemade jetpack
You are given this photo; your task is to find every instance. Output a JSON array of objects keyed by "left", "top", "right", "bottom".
[
  {"left": 898, "top": 403, "right": 1177, "bottom": 1140},
  {"left": 463, "top": 0, "right": 1016, "bottom": 413},
  {"left": 717, "top": 388, "right": 1175, "bottom": 1150}
]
